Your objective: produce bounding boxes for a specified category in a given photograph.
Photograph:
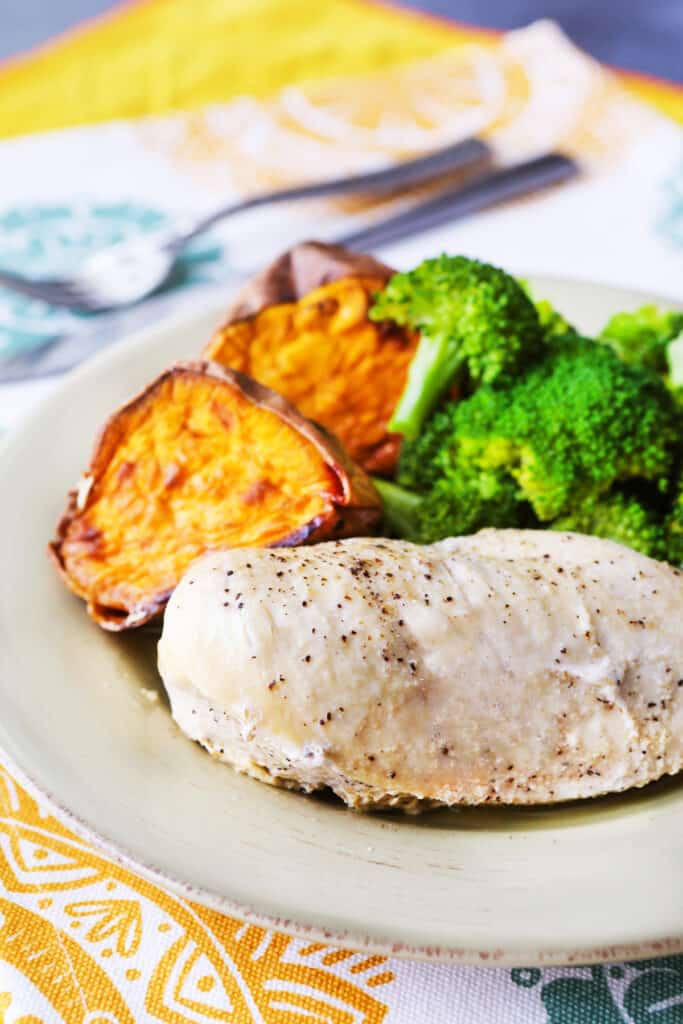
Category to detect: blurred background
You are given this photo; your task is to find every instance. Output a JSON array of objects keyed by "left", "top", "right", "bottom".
[{"left": 2, "top": 0, "right": 682, "bottom": 79}]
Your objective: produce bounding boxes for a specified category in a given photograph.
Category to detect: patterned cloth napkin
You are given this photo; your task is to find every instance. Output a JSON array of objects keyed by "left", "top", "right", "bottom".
[{"left": 0, "top": 3, "right": 682, "bottom": 1021}]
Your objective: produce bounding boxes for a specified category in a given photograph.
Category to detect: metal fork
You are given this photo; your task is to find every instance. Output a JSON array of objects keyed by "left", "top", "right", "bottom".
[
  {"left": 0, "top": 137, "right": 490, "bottom": 314},
  {"left": 336, "top": 152, "right": 578, "bottom": 250},
  {"left": 0, "top": 152, "right": 579, "bottom": 383}
]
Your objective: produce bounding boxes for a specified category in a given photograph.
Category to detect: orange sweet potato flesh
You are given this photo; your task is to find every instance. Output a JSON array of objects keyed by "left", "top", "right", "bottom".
[
  {"left": 203, "top": 242, "right": 418, "bottom": 474},
  {"left": 49, "top": 362, "right": 381, "bottom": 631}
]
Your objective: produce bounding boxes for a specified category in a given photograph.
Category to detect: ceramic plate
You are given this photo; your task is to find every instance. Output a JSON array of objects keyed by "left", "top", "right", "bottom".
[{"left": 2, "top": 276, "right": 682, "bottom": 967}]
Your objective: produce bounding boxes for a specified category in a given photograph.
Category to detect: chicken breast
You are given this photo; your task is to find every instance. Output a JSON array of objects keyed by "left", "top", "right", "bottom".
[{"left": 157, "top": 531, "right": 683, "bottom": 809}]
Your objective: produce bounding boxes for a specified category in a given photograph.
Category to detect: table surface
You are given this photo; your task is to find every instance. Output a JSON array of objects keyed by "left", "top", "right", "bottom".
[{"left": 0, "top": 0, "right": 681, "bottom": 82}]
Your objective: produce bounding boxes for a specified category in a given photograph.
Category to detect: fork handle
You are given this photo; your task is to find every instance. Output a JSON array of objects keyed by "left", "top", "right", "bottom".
[
  {"left": 335, "top": 153, "right": 579, "bottom": 251},
  {"left": 166, "top": 137, "right": 491, "bottom": 252}
]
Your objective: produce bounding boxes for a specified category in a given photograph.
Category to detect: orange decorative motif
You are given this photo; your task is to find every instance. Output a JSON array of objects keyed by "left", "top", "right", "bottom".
[{"left": 0, "top": 772, "right": 393, "bottom": 1022}]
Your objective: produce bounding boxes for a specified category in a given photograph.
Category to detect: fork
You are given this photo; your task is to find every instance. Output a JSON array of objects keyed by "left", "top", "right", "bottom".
[
  {"left": 336, "top": 152, "right": 578, "bottom": 250},
  {"left": 0, "top": 137, "right": 491, "bottom": 314},
  {"left": 0, "top": 152, "right": 579, "bottom": 383}
]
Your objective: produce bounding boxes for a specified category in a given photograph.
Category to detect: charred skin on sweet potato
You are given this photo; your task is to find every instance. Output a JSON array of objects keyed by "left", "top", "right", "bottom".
[
  {"left": 204, "top": 275, "right": 418, "bottom": 474},
  {"left": 49, "top": 362, "right": 381, "bottom": 631}
]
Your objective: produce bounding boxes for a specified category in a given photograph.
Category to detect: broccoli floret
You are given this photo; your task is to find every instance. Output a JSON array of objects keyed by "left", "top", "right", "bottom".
[
  {"left": 665, "top": 478, "right": 683, "bottom": 567},
  {"left": 518, "top": 280, "right": 576, "bottom": 340},
  {"left": 418, "top": 471, "right": 534, "bottom": 542},
  {"left": 397, "top": 336, "right": 679, "bottom": 526},
  {"left": 600, "top": 305, "right": 683, "bottom": 375},
  {"left": 396, "top": 401, "right": 462, "bottom": 492},
  {"left": 370, "top": 255, "right": 543, "bottom": 440},
  {"left": 375, "top": 471, "right": 534, "bottom": 544},
  {"left": 375, "top": 256, "right": 682, "bottom": 560},
  {"left": 533, "top": 298, "right": 576, "bottom": 341},
  {"left": 552, "top": 488, "right": 669, "bottom": 561}
]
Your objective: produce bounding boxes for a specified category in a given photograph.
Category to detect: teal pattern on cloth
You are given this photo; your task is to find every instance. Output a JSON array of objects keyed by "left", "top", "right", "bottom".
[
  {"left": 659, "top": 158, "right": 683, "bottom": 251},
  {"left": 0, "top": 202, "right": 223, "bottom": 360},
  {"left": 510, "top": 957, "right": 683, "bottom": 1021}
]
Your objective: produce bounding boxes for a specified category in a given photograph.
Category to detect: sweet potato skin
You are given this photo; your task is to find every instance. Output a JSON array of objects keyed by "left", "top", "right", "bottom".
[
  {"left": 222, "top": 240, "right": 395, "bottom": 322},
  {"left": 204, "top": 243, "right": 417, "bottom": 473},
  {"left": 49, "top": 362, "right": 381, "bottom": 631}
]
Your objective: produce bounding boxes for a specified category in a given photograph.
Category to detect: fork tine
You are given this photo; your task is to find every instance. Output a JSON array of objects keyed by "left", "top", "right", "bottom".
[
  {"left": 54, "top": 285, "right": 105, "bottom": 314},
  {"left": 0, "top": 269, "right": 76, "bottom": 307},
  {"left": 0, "top": 269, "right": 103, "bottom": 312}
]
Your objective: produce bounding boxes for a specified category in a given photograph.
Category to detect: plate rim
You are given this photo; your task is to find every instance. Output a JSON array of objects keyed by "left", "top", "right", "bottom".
[
  {"left": 6, "top": 743, "right": 683, "bottom": 968},
  {"left": 2, "top": 272, "right": 683, "bottom": 968}
]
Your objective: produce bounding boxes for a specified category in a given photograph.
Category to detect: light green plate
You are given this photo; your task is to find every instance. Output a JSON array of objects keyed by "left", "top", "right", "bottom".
[{"left": 1, "top": 276, "right": 682, "bottom": 966}]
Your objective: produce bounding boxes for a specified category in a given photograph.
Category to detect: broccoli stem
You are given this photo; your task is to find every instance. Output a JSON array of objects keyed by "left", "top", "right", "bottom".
[
  {"left": 388, "top": 332, "right": 462, "bottom": 440},
  {"left": 373, "top": 478, "right": 422, "bottom": 538}
]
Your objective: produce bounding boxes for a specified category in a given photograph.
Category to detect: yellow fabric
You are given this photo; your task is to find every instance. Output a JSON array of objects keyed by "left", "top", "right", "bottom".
[
  {"left": 0, "top": 0, "right": 489, "bottom": 138},
  {"left": 622, "top": 72, "right": 683, "bottom": 125},
  {"left": 2, "top": 0, "right": 679, "bottom": 141},
  {"left": 0, "top": 767, "right": 394, "bottom": 1020}
]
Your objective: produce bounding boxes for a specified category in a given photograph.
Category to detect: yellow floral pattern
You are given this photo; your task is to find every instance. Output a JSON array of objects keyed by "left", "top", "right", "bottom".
[{"left": 0, "top": 768, "right": 392, "bottom": 1022}]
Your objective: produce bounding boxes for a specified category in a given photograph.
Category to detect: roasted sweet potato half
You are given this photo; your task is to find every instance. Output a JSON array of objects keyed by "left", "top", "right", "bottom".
[
  {"left": 203, "top": 242, "right": 418, "bottom": 475},
  {"left": 49, "top": 362, "right": 381, "bottom": 631}
]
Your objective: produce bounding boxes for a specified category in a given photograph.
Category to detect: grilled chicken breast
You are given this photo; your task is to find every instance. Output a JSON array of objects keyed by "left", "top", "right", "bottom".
[{"left": 158, "top": 531, "right": 683, "bottom": 809}]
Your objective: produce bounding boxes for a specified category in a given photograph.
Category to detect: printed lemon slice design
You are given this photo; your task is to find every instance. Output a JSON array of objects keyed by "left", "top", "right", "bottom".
[
  {"left": 151, "top": 43, "right": 529, "bottom": 197},
  {"left": 277, "top": 45, "right": 518, "bottom": 150}
]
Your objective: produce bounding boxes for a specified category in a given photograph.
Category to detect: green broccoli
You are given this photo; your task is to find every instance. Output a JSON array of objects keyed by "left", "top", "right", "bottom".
[
  {"left": 369, "top": 255, "right": 543, "bottom": 440},
  {"left": 600, "top": 304, "right": 683, "bottom": 375},
  {"left": 665, "top": 477, "right": 683, "bottom": 567},
  {"left": 396, "top": 401, "right": 462, "bottom": 493},
  {"left": 518, "top": 280, "right": 576, "bottom": 341},
  {"left": 375, "top": 470, "right": 534, "bottom": 544},
  {"left": 533, "top": 298, "right": 576, "bottom": 341},
  {"left": 373, "top": 256, "right": 683, "bottom": 563},
  {"left": 552, "top": 488, "right": 669, "bottom": 561},
  {"left": 397, "top": 336, "right": 679, "bottom": 523}
]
